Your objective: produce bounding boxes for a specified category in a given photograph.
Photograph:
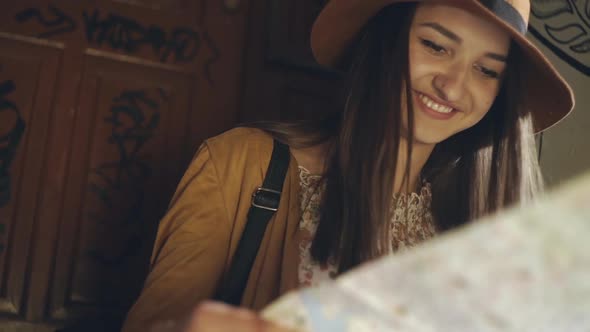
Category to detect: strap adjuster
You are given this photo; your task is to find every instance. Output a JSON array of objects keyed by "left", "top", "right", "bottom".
[{"left": 252, "top": 187, "right": 281, "bottom": 212}]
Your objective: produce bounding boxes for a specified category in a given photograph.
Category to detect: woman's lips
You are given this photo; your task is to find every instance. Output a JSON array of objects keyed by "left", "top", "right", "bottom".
[{"left": 413, "top": 91, "right": 459, "bottom": 120}]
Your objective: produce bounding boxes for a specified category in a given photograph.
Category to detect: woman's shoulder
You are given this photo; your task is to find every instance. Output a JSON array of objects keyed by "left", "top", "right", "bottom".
[
  {"left": 203, "top": 126, "right": 328, "bottom": 175},
  {"left": 206, "top": 126, "right": 272, "bottom": 146},
  {"left": 205, "top": 127, "right": 273, "bottom": 155},
  {"left": 201, "top": 127, "right": 276, "bottom": 174}
]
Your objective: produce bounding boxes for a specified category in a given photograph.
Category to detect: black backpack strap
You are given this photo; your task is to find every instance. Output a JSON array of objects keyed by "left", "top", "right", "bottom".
[{"left": 215, "top": 139, "right": 290, "bottom": 305}]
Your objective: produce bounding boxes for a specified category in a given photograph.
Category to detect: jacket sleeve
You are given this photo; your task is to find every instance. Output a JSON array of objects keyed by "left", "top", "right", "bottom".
[{"left": 121, "top": 142, "right": 232, "bottom": 332}]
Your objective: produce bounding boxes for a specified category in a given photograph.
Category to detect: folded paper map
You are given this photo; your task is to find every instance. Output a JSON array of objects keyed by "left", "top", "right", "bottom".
[{"left": 262, "top": 172, "right": 590, "bottom": 332}]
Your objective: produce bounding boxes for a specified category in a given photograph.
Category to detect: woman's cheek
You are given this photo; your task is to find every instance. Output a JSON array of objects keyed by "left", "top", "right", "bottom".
[{"left": 476, "top": 82, "right": 501, "bottom": 114}]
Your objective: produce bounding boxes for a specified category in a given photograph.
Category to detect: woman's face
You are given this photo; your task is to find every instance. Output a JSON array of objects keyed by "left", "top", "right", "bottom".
[{"left": 404, "top": 3, "right": 511, "bottom": 145}]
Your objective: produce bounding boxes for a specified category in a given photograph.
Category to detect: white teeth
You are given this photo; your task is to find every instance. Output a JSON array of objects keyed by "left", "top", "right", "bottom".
[{"left": 419, "top": 93, "right": 453, "bottom": 114}]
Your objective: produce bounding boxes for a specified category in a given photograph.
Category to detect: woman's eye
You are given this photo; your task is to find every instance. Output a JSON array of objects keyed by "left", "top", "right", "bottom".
[
  {"left": 420, "top": 39, "right": 446, "bottom": 54},
  {"left": 475, "top": 64, "right": 501, "bottom": 79}
]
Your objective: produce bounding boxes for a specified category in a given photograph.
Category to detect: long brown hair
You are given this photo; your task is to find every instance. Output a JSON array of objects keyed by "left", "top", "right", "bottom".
[{"left": 249, "top": 2, "right": 543, "bottom": 273}]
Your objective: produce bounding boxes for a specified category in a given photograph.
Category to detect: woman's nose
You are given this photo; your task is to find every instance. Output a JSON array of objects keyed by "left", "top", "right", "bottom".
[{"left": 432, "top": 67, "right": 467, "bottom": 102}]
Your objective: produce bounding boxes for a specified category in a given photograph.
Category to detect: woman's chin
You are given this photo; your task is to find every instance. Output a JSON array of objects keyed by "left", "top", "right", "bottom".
[{"left": 411, "top": 128, "right": 453, "bottom": 146}]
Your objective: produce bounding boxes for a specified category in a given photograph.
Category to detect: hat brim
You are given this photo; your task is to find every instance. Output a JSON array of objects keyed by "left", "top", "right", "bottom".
[{"left": 311, "top": 0, "right": 575, "bottom": 133}]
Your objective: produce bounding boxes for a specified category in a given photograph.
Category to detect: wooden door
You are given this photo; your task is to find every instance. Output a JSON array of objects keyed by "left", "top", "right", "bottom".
[
  {"left": 0, "top": 0, "right": 340, "bottom": 330},
  {"left": 0, "top": 0, "right": 248, "bottom": 330}
]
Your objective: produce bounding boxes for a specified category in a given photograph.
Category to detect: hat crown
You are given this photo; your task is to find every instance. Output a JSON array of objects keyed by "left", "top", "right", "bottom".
[
  {"left": 474, "top": 0, "right": 530, "bottom": 34},
  {"left": 498, "top": 0, "right": 530, "bottom": 22}
]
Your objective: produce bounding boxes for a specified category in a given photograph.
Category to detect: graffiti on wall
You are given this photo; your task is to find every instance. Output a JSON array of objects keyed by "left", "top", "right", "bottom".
[
  {"left": 86, "top": 89, "right": 165, "bottom": 267},
  {"left": 82, "top": 10, "right": 200, "bottom": 63},
  {"left": 15, "top": 5, "right": 220, "bottom": 81},
  {"left": 0, "top": 80, "right": 26, "bottom": 252},
  {"left": 14, "top": 5, "right": 77, "bottom": 38},
  {"left": 0, "top": 80, "right": 26, "bottom": 208}
]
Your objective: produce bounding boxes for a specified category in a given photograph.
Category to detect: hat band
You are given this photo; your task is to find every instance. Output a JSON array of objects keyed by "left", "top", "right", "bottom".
[{"left": 480, "top": 0, "right": 527, "bottom": 35}]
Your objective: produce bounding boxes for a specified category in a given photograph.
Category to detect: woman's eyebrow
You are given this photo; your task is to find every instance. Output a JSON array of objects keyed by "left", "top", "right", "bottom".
[
  {"left": 419, "top": 22, "right": 508, "bottom": 62},
  {"left": 419, "top": 22, "right": 461, "bottom": 43},
  {"left": 486, "top": 52, "right": 507, "bottom": 62}
]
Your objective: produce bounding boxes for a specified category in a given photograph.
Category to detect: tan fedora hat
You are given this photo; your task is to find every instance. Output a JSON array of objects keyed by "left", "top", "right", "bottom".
[{"left": 311, "top": 0, "right": 575, "bottom": 133}]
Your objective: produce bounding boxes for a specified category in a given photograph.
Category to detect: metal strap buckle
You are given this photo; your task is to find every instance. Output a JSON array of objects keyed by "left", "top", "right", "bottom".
[{"left": 251, "top": 187, "right": 281, "bottom": 212}]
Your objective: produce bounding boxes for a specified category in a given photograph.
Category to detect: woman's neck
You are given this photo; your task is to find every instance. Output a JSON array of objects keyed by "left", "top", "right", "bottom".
[
  {"left": 290, "top": 141, "right": 331, "bottom": 175},
  {"left": 291, "top": 137, "right": 435, "bottom": 193},
  {"left": 394, "top": 138, "right": 435, "bottom": 193}
]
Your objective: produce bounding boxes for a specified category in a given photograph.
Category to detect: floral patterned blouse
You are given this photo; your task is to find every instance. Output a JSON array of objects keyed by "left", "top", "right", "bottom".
[{"left": 297, "top": 166, "right": 436, "bottom": 287}]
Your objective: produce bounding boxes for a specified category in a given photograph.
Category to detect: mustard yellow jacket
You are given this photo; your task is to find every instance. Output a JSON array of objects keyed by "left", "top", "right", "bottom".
[{"left": 122, "top": 127, "right": 302, "bottom": 332}]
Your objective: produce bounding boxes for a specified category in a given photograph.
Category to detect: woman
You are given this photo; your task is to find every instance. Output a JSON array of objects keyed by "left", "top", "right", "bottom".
[{"left": 122, "top": 0, "right": 574, "bottom": 330}]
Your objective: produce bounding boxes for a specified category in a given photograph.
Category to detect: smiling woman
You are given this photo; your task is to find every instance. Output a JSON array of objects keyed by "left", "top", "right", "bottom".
[
  {"left": 407, "top": 4, "right": 511, "bottom": 144},
  {"left": 121, "top": 0, "right": 576, "bottom": 331}
]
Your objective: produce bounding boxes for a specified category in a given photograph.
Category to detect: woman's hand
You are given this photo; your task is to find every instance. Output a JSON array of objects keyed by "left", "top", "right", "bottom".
[{"left": 152, "top": 301, "right": 296, "bottom": 332}]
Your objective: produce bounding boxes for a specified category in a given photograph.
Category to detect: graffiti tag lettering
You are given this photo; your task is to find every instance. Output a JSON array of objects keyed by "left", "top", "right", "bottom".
[
  {"left": 0, "top": 80, "right": 26, "bottom": 208},
  {"left": 0, "top": 80, "right": 26, "bottom": 253},
  {"left": 83, "top": 10, "right": 200, "bottom": 63},
  {"left": 14, "top": 5, "right": 77, "bottom": 38},
  {"left": 15, "top": 6, "right": 220, "bottom": 81},
  {"left": 87, "top": 89, "right": 164, "bottom": 266}
]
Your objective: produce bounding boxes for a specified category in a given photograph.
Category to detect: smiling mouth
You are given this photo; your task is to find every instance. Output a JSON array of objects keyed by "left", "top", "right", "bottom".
[{"left": 416, "top": 92, "right": 456, "bottom": 114}]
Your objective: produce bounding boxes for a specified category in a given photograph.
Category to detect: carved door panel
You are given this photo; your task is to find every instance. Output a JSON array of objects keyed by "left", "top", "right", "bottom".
[
  {"left": 0, "top": 35, "right": 62, "bottom": 330},
  {"left": 0, "top": 0, "right": 247, "bottom": 330},
  {"left": 239, "top": 0, "right": 343, "bottom": 123},
  {"left": 47, "top": 56, "right": 193, "bottom": 323}
]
